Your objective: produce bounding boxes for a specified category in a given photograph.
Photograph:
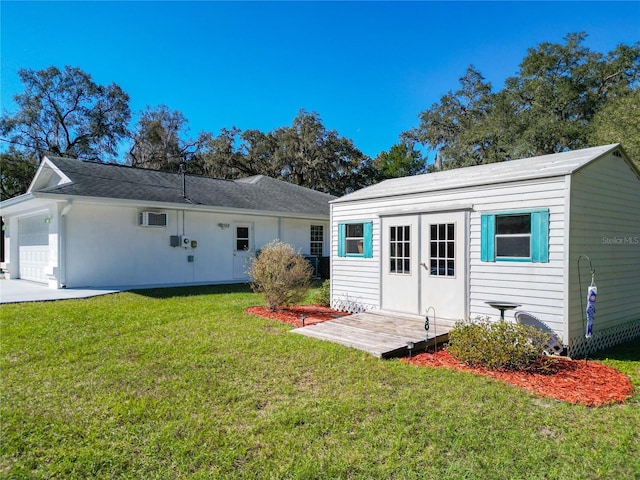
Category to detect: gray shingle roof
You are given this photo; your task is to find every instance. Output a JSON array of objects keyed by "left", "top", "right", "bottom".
[{"left": 36, "top": 157, "right": 335, "bottom": 217}]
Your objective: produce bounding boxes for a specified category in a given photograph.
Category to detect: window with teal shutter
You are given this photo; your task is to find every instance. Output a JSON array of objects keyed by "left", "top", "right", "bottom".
[
  {"left": 363, "top": 222, "right": 373, "bottom": 258},
  {"left": 337, "top": 221, "right": 373, "bottom": 258},
  {"left": 480, "top": 210, "right": 549, "bottom": 263},
  {"left": 480, "top": 214, "right": 495, "bottom": 261},
  {"left": 337, "top": 223, "right": 346, "bottom": 257},
  {"left": 530, "top": 210, "right": 549, "bottom": 262}
]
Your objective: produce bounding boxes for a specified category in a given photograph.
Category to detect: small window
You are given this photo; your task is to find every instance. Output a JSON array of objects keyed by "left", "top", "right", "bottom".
[
  {"left": 389, "top": 225, "right": 411, "bottom": 274},
  {"left": 346, "top": 224, "right": 364, "bottom": 254},
  {"left": 337, "top": 222, "right": 373, "bottom": 258},
  {"left": 310, "top": 225, "right": 324, "bottom": 256},
  {"left": 495, "top": 214, "right": 531, "bottom": 258},
  {"left": 481, "top": 210, "right": 549, "bottom": 263}
]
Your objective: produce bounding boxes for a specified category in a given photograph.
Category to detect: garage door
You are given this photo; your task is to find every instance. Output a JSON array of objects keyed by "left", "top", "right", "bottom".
[{"left": 18, "top": 214, "right": 50, "bottom": 283}]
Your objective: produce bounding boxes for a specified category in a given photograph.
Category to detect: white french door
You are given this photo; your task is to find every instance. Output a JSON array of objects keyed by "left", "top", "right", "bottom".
[{"left": 380, "top": 212, "right": 467, "bottom": 320}]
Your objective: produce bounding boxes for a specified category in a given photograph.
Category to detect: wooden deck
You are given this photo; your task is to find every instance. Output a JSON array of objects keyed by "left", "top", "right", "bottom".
[{"left": 291, "top": 310, "right": 456, "bottom": 358}]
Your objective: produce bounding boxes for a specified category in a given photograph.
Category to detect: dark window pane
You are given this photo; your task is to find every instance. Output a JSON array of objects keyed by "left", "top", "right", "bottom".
[
  {"left": 447, "top": 223, "right": 454, "bottom": 240},
  {"left": 430, "top": 224, "right": 437, "bottom": 239},
  {"left": 404, "top": 226, "right": 410, "bottom": 241},
  {"left": 430, "top": 259, "right": 437, "bottom": 272},
  {"left": 397, "top": 227, "right": 403, "bottom": 241},
  {"left": 439, "top": 260, "right": 445, "bottom": 275},
  {"left": 237, "top": 227, "right": 249, "bottom": 239},
  {"left": 390, "top": 227, "right": 396, "bottom": 241},
  {"left": 438, "top": 224, "right": 445, "bottom": 239},
  {"left": 447, "top": 241, "right": 455, "bottom": 258},
  {"left": 447, "top": 260, "right": 455, "bottom": 276},
  {"left": 496, "top": 236, "right": 530, "bottom": 257},
  {"left": 347, "top": 223, "right": 364, "bottom": 237},
  {"left": 237, "top": 239, "right": 249, "bottom": 250},
  {"left": 390, "top": 259, "right": 396, "bottom": 273},
  {"left": 496, "top": 215, "right": 530, "bottom": 234},
  {"left": 430, "top": 242, "right": 437, "bottom": 257},
  {"left": 439, "top": 242, "right": 445, "bottom": 258},
  {"left": 404, "top": 259, "right": 410, "bottom": 273}
]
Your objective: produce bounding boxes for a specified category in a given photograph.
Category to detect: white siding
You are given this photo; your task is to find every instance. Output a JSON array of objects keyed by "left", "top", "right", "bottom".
[
  {"left": 332, "top": 177, "right": 568, "bottom": 335},
  {"left": 330, "top": 203, "right": 381, "bottom": 310},
  {"left": 567, "top": 153, "right": 640, "bottom": 349}
]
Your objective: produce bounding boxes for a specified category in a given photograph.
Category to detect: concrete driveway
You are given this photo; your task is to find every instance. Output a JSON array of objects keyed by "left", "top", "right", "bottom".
[{"left": 0, "top": 279, "right": 122, "bottom": 304}]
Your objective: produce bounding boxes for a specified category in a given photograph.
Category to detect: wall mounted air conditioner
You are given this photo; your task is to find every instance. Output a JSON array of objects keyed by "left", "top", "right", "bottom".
[{"left": 139, "top": 211, "right": 167, "bottom": 227}]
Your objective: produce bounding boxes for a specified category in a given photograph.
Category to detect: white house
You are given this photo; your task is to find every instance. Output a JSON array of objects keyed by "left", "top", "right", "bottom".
[
  {"left": 330, "top": 144, "right": 640, "bottom": 356},
  {"left": 0, "top": 156, "right": 334, "bottom": 289}
]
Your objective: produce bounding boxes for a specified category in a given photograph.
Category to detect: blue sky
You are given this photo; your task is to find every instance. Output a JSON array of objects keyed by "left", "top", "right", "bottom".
[{"left": 1, "top": 1, "right": 639, "bottom": 159}]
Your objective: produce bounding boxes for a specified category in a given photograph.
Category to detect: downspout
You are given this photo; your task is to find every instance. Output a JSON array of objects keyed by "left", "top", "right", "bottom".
[
  {"left": 59, "top": 199, "right": 73, "bottom": 288},
  {"left": 562, "top": 174, "right": 572, "bottom": 346}
]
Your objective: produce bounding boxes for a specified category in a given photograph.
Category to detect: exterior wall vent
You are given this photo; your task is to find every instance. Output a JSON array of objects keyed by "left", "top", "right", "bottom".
[{"left": 139, "top": 211, "right": 167, "bottom": 227}]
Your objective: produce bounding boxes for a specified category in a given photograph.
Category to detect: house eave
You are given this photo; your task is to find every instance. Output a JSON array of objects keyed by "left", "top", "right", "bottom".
[
  {"left": 0, "top": 193, "right": 53, "bottom": 216},
  {"left": 0, "top": 192, "right": 35, "bottom": 209},
  {"left": 29, "top": 192, "right": 330, "bottom": 221}
]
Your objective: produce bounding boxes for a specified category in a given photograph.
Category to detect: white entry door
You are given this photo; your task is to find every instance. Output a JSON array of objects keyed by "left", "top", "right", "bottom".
[
  {"left": 233, "top": 223, "right": 253, "bottom": 280},
  {"left": 419, "top": 212, "right": 467, "bottom": 322},
  {"left": 380, "top": 216, "right": 420, "bottom": 314},
  {"left": 18, "top": 214, "right": 50, "bottom": 284},
  {"left": 380, "top": 212, "right": 467, "bottom": 320}
]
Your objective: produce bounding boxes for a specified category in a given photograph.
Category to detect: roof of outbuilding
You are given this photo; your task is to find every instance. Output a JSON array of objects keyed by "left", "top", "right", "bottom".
[
  {"left": 334, "top": 144, "right": 625, "bottom": 203},
  {"left": 31, "top": 156, "right": 335, "bottom": 217}
]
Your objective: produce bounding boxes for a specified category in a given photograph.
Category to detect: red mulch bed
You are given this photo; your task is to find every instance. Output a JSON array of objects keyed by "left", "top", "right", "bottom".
[
  {"left": 403, "top": 349, "right": 634, "bottom": 407},
  {"left": 245, "top": 306, "right": 634, "bottom": 407},
  {"left": 244, "top": 305, "right": 349, "bottom": 328}
]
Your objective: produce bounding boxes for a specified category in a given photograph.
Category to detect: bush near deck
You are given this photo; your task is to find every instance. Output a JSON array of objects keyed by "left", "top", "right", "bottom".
[{"left": 448, "top": 320, "right": 550, "bottom": 370}]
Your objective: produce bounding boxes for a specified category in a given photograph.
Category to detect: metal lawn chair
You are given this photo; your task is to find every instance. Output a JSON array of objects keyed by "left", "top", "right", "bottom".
[{"left": 514, "top": 311, "right": 564, "bottom": 355}]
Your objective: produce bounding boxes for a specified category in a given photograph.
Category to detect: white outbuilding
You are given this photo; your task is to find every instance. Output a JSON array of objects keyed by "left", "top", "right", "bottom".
[{"left": 330, "top": 144, "right": 640, "bottom": 356}]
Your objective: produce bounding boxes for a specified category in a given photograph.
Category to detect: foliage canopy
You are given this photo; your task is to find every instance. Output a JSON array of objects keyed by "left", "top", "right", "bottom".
[
  {"left": 404, "top": 33, "right": 640, "bottom": 168},
  {"left": 0, "top": 66, "right": 131, "bottom": 162},
  {"left": 2, "top": 34, "right": 639, "bottom": 201}
]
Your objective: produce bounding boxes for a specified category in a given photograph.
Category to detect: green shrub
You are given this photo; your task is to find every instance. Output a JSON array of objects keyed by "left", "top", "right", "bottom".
[
  {"left": 247, "top": 240, "right": 313, "bottom": 311},
  {"left": 312, "top": 279, "right": 331, "bottom": 307},
  {"left": 447, "top": 320, "right": 549, "bottom": 370}
]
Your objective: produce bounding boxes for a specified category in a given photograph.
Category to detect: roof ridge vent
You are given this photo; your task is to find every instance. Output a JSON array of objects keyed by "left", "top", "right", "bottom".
[{"left": 235, "top": 175, "right": 264, "bottom": 185}]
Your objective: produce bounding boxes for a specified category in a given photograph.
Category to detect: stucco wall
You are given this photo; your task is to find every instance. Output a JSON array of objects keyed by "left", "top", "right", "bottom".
[{"left": 60, "top": 202, "right": 327, "bottom": 288}]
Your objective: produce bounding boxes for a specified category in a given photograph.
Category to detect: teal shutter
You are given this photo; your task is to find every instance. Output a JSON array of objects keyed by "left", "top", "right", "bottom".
[
  {"left": 363, "top": 222, "right": 373, "bottom": 258},
  {"left": 480, "top": 214, "right": 495, "bottom": 262},
  {"left": 337, "top": 223, "right": 346, "bottom": 257},
  {"left": 531, "top": 210, "right": 549, "bottom": 262}
]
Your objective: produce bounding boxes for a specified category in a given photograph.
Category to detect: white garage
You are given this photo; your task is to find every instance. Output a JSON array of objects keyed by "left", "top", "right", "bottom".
[{"left": 18, "top": 214, "right": 50, "bottom": 284}]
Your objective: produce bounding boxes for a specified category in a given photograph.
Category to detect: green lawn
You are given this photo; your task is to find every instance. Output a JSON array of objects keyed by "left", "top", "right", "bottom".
[{"left": 1, "top": 284, "right": 639, "bottom": 479}]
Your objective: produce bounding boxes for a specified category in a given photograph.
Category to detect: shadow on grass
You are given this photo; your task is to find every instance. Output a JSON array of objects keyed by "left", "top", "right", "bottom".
[
  {"left": 129, "top": 283, "right": 254, "bottom": 299},
  {"left": 590, "top": 337, "right": 640, "bottom": 362},
  {"left": 127, "top": 279, "right": 326, "bottom": 300}
]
